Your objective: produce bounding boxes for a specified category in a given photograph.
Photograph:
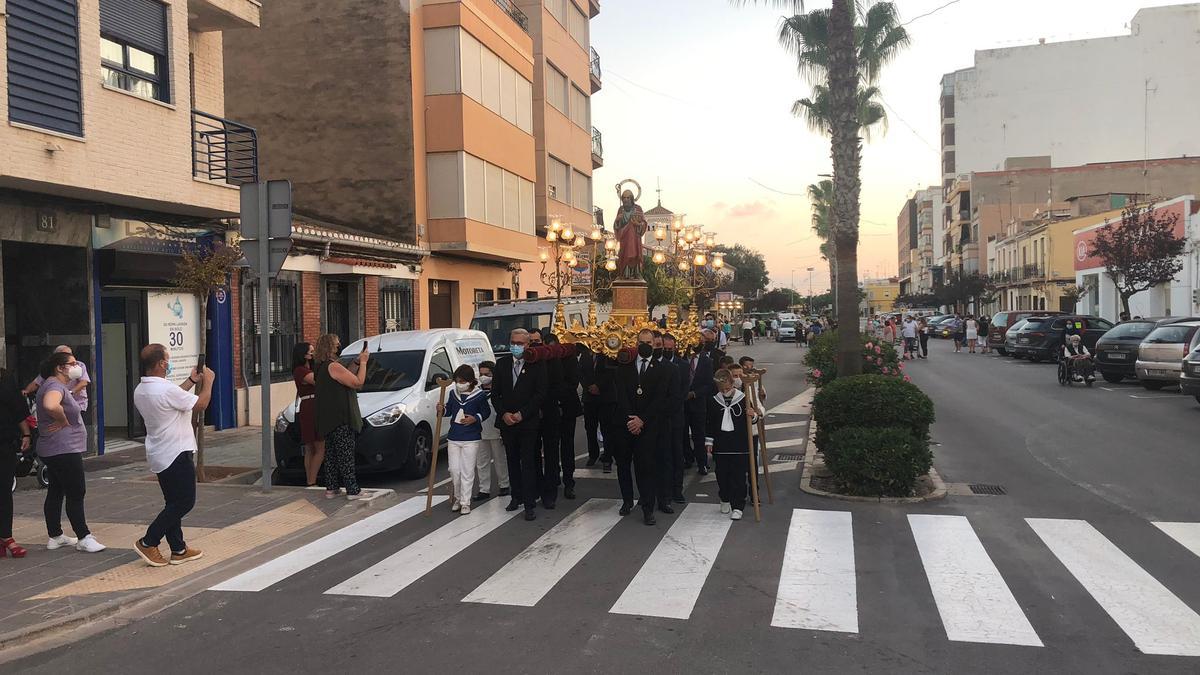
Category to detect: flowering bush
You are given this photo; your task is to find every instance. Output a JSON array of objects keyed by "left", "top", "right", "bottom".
[{"left": 804, "top": 332, "right": 902, "bottom": 386}]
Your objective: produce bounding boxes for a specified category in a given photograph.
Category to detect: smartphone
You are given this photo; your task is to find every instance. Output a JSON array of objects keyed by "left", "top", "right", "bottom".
[{"left": 196, "top": 353, "right": 206, "bottom": 370}]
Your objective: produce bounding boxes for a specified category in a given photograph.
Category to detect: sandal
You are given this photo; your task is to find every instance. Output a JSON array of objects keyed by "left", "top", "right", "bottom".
[{"left": 1, "top": 538, "right": 27, "bottom": 559}]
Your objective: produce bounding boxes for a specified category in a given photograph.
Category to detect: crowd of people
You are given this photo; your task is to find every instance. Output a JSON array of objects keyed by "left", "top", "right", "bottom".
[{"left": 866, "top": 313, "right": 993, "bottom": 360}]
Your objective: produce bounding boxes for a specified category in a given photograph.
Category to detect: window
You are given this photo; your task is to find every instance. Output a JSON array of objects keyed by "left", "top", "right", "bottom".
[
  {"left": 569, "top": 85, "right": 589, "bottom": 129},
  {"left": 379, "top": 279, "right": 415, "bottom": 333},
  {"left": 424, "top": 27, "right": 533, "bottom": 134},
  {"left": 567, "top": 1, "right": 589, "bottom": 47},
  {"left": 242, "top": 270, "right": 302, "bottom": 385},
  {"left": 548, "top": 156, "right": 569, "bottom": 204},
  {"left": 546, "top": 63, "right": 568, "bottom": 114},
  {"left": 526, "top": 291, "right": 540, "bottom": 299},
  {"left": 354, "top": 350, "right": 424, "bottom": 393},
  {"left": 426, "top": 151, "right": 535, "bottom": 233},
  {"left": 475, "top": 289, "right": 495, "bottom": 304},
  {"left": 7, "top": 0, "right": 83, "bottom": 136},
  {"left": 99, "top": 0, "right": 169, "bottom": 102},
  {"left": 426, "top": 348, "right": 454, "bottom": 390},
  {"left": 497, "top": 288, "right": 512, "bottom": 301},
  {"left": 545, "top": 0, "right": 566, "bottom": 25},
  {"left": 571, "top": 169, "right": 591, "bottom": 212}
]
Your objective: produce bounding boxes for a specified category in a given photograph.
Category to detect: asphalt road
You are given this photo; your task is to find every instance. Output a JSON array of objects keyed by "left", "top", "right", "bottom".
[{"left": 10, "top": 338, "right": 1200, "bottom": 674}]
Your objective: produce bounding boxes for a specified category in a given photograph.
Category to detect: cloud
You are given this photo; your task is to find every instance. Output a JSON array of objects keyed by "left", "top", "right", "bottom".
[{"left": 724, "top": 201, "right": 776, "bottom": 218}]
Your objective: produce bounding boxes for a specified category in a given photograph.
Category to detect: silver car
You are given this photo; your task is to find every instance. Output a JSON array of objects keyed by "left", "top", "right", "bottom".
[
  {"left": 776, "top": 319, "right": 798, "bottom": 342},
  {"left": 1134, "top": 321, "right": 1200, "bottom": 390},
  {"left": 1179, "top": 330, "right": 1200, "bottom": 404}
]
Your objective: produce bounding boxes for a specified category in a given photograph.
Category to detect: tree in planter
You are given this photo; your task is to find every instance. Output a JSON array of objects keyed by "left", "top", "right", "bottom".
[
  {"left": 1089, "top": 204, "right": 1186, "bottom": 317},
  {"left": 173, "top": 240, "right": 241, "bottom": 482}
]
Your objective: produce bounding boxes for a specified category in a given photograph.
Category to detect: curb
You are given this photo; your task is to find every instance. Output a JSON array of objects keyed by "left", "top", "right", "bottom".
[
  {"left": 799, "top": 412, "right": 947, "bottom": 504},
  {"left": 0, "top": 588, "right": 155, "bottom": 655}
]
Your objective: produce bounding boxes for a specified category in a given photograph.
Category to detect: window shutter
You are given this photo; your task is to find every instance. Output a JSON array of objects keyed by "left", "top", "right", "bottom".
[
  {"left": 99, "top": 0, "right": 168, "bottom": 55},
  {"left": 6, "top": 0, "right": 83, "bottom": 136}
]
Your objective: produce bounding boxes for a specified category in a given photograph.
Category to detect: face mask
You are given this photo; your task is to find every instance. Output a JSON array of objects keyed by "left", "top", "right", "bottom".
[
  {"left": 652, "top": 348, "right": 664, "bottom": 360},
  {"left": 478, "top": 375, "right": 493, "bottom": 386},
  {"left": 67, "top": 365, "right": 84, "bottom": 380},
  {"left": 164, "top": 361, "right": 174, "bottom": 378},
  {"left": 637, "top": 343, "right": 653, "bottom": 359},
  {"left": 455, "top": 382, "right": 472, "bottom": 394},
  {"left": 703, "top": 341, "right": 715, "bottom": 350},
  {"left": 703, "top": 320, "right": 714, "bottom": 329},
  {"left": 510, "top": 344, "right": 525, "bottom": 359},
  {"left": 733, "top": 377, "right": 743, "bottom": 389}
]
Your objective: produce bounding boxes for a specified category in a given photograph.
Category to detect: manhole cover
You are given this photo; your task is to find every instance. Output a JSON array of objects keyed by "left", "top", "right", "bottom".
[
  {"left": 968, "top": 483, "right": 1007, "bottom": 495},
  {"left": 774, "top": 453, "right": 803, "bottom": 461}
]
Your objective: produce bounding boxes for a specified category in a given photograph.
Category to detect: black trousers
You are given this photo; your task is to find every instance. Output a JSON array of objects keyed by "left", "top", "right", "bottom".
[
  {"left": 502, "top": 426, "right": 542, "bottom": 510},
  {"left": 684, "top": 398, "right": 708, "bottom": 470},
  {"left": 919, "top": 333, "right": 930, "bottom": 357},
  {"left": 668, "top": 411, "right": 686, "bottom": 500},
  {"left": 583, "top": 397, "right": 602, "bottom": 462},
  {"left": 144, "top": 451, "right": 197, "bottom": 552},
  {"left": 615, "top": 423, "right": 657, "bottom": 513},
  {"left": 559, "top": 414, "right": 578, "bottom": 488},
  {"left": 0, "top": 446, "right": 14, "bottom": 539},
  {"left": 598, "top": 403, "right": 621, "bottom": 467},
  {"left": 715, "top": 452, "right": 749, "bottom": 511},
  {"left": 654, "top": 417, "right": 674, "bottom": 507},
  {"left": 42, "top": 452, "right": 90, "bottom": 539},
  {"left": 538, "top": 412, "right": 561, "bottom": 502}
]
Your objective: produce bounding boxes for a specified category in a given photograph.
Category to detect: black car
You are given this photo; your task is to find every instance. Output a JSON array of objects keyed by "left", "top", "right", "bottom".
[
  {"left": 1007, "top": 315, "right": 1114, "bottom": 362},
  {"left": 1094, "top": 317, "right": 1200, "bottom": 383}
]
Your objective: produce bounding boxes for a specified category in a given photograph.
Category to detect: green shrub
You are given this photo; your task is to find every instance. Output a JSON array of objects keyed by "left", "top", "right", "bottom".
[
  {"left": 812, "top": 374, "right": 935, "bottom": 455},
  {"left": 824, "top": 426, "right": 933, "bottom": 497},
  {"left": 804, "top": 331, "right": 905, "bottom": 387}
]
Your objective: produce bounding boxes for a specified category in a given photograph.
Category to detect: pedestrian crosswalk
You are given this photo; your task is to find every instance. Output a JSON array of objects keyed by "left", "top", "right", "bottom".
[{"left": 210, "top": 498, "right": 1200, "bottom": 658}]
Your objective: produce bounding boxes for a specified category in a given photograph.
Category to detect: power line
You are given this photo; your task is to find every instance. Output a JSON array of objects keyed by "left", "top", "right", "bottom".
[
  {"left": 877, "top": 96, "right": 940, "bottom": 155},
  {"left": 900, "top": 0, "right": 966, "bottom": 27},
  {"left": 749, "top": 178, "right": 809, "bottom": 197},
  {"left": 604, "top": 69, "right": 694, "bottom": 105}
]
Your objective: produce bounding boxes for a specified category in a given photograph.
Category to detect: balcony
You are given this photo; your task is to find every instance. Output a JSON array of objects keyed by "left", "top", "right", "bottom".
[
  {"left": 492, "top": 0, "right": 529, "bottom": 34},
  {"left": 191, "top": 110, "right": 258, "bottom": 186},
  {"left": 589, "top": 47, "right": 602, "bottom": 93},
  {"left": 588, "top": 0, "right": 600, "bottom": 18},
  {"left": 187, "top": 0, "right": 260, "bottom": 32},
  {"left": 591, "top": 127, "right": 604, "bottom": 169}
]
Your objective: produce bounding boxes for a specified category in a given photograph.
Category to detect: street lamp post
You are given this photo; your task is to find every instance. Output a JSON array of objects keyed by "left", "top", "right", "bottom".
[{"left": 807, "top": 267, "right": 814, "bottom": 315}]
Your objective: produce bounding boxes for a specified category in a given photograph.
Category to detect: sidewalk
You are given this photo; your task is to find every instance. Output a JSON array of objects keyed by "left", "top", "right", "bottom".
[{"left": 1, "top": 427, "right": 393, "bottom": 648}]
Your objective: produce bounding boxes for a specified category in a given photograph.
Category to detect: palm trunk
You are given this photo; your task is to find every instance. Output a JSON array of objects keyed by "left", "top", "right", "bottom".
[
  {"left": 829, "top": 0, "right": 862, "bottom": 377},
  {"left": 194, "top": 294, "right": 208, "bottom": 482}
]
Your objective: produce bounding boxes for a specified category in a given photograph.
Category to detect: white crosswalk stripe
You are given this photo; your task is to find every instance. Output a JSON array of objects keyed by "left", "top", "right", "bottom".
[
  {"left": 1154, "top": 522, "right": 1200, "bottom": 560},
  {"left": 325, "top": 497, "right": 518, "bottom": 598},
  {"left": 211, "top": 496, "right": 444, "bottom": 592},
  {"left": 464, "top": 498, "right": 623, "bottom": 606},
  {"left": 910, "top": 514, "right": 1042, "bottom": 646},
  {"left": 1028, "top": 518, "right": 1200, "bottom": 657},
  {"left": 771, "top": 509, "right": 858, "bottom": 633},
  {"left": 610, "top": 503, "right": 731, "bottom": 620}
]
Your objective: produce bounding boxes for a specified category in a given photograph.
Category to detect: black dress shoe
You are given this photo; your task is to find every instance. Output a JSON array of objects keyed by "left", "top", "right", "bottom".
[
  {"left": 498, "top": 487, "right": 511, "bottom": 497},
  {"left": 658, "top": 504, "right": 675, "bottom": 514},
  {"left": 672, "top": 496, "right": 687, "bottom": 504},
  {"left": 476, "top": 492, "right": 490, "bottom": 500},
  {"left": 542, "top": 499, "right": 556, "bottom": 510},
  {"left": 619, "top": 501, "right": 633, "bottom": 516},
  {"left": 524, "top": 509, "right": 536, "bottom": 521},
  {"left": 697, "top": 466, "right": 709, "bottom": 476},
  {"left": 585, "top": 458, "right": 597, "bottom": 467},
  {"left": 505, "top": 500, "right": 521, "bottom": 512},
  {"left": 643, "top": 512, "right": 656, "bottom": 526},
  {"left": 563, "top": 486, "right": 576, "bottom": 499}
]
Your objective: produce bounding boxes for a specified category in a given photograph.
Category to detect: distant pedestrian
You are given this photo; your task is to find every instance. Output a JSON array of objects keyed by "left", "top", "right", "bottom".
[
  {"left": 965, "top": 316, "right": 979, "bottom": 353},
  {"left": 36, "top": 352, "right": 105, "bottom": 554},
  {"left": 978, "top": 316, "right": 992, "bottom": 354},
  {"left": 901, "top": 316, "right": 918, "bottom": 360},
  {"left": 438, "top": 365, "right": 490, "bottom": 515},
  {"left": 952, "top": 315, "right": 964, "bottom": 353},
  {"left": 474, "top": 361, "right": 509, "bottom": 499},
  {"left": 741, "top": 318, "right": 754, "bottom": 345},
  {"left": 0, "top": 370, "right": 31, "bottom": 558},
  {"left": 883, "top": 318, "right": 896, "bottom": 345},
  {"left": 314, "top": 334, "right": 369, "bottom": 500},
  {"left": 770, "top": 318, "right": 780, "bottom": 338},
  {"left": 291, "top": 343, "right": 324, "bottom": 488},
  {"left": 24, "top": 345, "right": 89, "bottom": 411},
  {"left": 132, "top": 344, "right": 212, "bottom": 567},
  {"left": 917, "top": 317, "right": 930, "bottom": 359}
]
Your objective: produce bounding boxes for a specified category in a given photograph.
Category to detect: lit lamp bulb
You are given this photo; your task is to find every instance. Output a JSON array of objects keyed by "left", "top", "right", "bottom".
[
  {"left": 562, "top": 226, "right": 574, "bottom": 241},
  {"left": 653, "top": 251, "right": 666, "bottom": 264},
  {"left": 672, "top": 215, "right": 684, "bottom": 232},
  {"left": 550, "top": 219, "right": 562, "bottom": 232},
  {"left": 694, "top": 253, "right": 707, "bottom": 266},
  {"left": 684, "top": 231, "right": 694, "bottom": 243},
  {"left": 713, "top": 253, "right": 725, "bottom": 268},
  {"left": 605, "top": 259, "right": 617, "bottom": 272},
  {"left": 677, "top": 260, "right": 689, "bottom": 272},
  {"left": 539, "top": 249, "right": 549, "bottom": 262},
  {"left": 655, "top": 226, "right": 667, "bottom": 241},
  {"left": 590, "top": 228, "right": 603, "bottom": 241},
  {"left": 604, "top": 238, "right": 616, "bottom": 251},
  {"left": 706, "top": 235, "right": 716, "bottom": 247},
  {"left": 546, "top": 229, "right": 558, "bottom": 242}
]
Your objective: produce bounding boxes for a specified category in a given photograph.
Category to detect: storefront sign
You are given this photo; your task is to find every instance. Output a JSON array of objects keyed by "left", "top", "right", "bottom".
[{"left": 146, "top": 292, "right": 201, "bottom": 385}]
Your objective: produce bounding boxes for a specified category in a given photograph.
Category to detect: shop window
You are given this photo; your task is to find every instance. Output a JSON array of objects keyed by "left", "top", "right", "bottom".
[
  {"left": 242, "top": 270, "right": 301, "bottom": 385},
  {"left": 380, "top": 279, "right": 415, "bottom": 333}
]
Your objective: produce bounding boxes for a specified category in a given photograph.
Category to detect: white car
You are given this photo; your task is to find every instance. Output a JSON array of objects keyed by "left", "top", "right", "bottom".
[
  {"left": 776, "top": 319, "right": 798, "bottom": 342},
  {"left": 274, "top": 329, "right": 495, "bottom": 481}
]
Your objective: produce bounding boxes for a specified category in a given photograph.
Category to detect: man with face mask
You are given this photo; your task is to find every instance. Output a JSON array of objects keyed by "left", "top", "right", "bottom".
[
  {"left": 527, "top": 329, "right": 562, "bottom": 508},
  {"left": 661, "top": 333, "right": 689, "bottom": 506},
  {"left": 492, "top": 329, "right": 548, "bottom": 521},
  {"left": 614, "top": 329, "right": 669, "bottom": 525},
  {"left": 702, "top": 328, "right": 725, "bottom": 364},
  {"left": 684, "top": 335, "right": 714, "bottom": 476}
]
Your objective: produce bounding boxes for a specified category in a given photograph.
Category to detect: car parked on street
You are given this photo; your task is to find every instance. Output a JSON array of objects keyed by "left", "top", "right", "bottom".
[
  {"left": 776, "top": 319, "right": 798, "bottom": 342},
  {"left": 273, "top": 329, "right": 495, "bottom": 483},
  {"left": 1134, "top": 321, "right": 1200, "bottom": 390},
  {"left": 1004, "top": 318, "right": 1031, "bottom": 356},
  {"left": 930, "top": 316, "right": 957, "bottom": 339},
  {"left": 1179, "top": 329, "right": 1200, "bottom": 404},
  {"left": 1007, "top": 314, "right": 1114, "bottom": 362},
  {"left": 989, "top": 311, "right": 1065, "bottom": 355},
  {"left": 1093, "top": 317, "right": 1200, "bottom": 383}
]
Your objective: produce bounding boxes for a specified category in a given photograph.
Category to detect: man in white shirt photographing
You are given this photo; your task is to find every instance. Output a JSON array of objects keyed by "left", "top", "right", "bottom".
[{"left": 131, "top": 344, "right": 214, "bottom": 567}]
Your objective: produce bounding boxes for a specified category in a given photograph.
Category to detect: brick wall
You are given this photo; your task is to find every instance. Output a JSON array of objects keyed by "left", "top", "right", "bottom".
[
  {"left": 301, "top": 272, "right": 322, "bottom": 341},
  {"left": 364, "top": 276, "right": 380, "bottom": 337}
]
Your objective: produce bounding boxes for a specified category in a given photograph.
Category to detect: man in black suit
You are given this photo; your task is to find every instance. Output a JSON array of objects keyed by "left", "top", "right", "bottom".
[
  {"left": 553, "top": 336, "right": 582, "bottom": 499},
  {"left": 662, "top": 333, "right": 690, "bottom": 505},
  {"left": 492, "top": 328, "right": 547, "bottom": 521},
  {"left": 615, "top": 328, "right": 670, "bottom": 525},
  {"left": 684, "top": 340, "right": 715, "bottom": 476},
  {"left": 529, "top": 329, "right": 562, "bottom": 509},
  {"left": 651, "top": 332, "right": 684, "bottom": 514},
  {"left": 578, "top": 347, "right": 606, "bottom": 469}
]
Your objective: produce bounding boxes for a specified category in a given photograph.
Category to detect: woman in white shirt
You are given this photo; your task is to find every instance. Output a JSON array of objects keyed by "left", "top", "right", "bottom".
[{"left": 965, "top": 317, "right": 979, "bottom": 353}]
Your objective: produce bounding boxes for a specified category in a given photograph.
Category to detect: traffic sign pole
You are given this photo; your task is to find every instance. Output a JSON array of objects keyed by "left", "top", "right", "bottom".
[{"left": 258, "top": 188, "right": 273, "bottom": 490}]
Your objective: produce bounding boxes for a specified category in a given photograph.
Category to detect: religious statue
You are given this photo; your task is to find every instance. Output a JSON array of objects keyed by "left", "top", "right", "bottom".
[{"left": 612, "top": 180, "right": 647, "bottom": 280}]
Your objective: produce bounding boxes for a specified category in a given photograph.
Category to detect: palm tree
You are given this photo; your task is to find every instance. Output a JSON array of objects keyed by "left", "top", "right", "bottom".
[
  {"left": 777, "top": 2, "right": 910, "bottom": 87},
  {"left": 807, "top": 179, "right": 837, "bottom": 303},
  {"left": 792, "top": 84, "right": 887, "bottom": 140}
]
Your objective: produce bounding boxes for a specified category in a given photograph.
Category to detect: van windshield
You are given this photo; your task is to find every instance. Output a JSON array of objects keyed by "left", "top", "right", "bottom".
[
  {"left": 470, "top": 314, "right": 552, "bottom": 353},
  {"left": 339, "top": 350, "right": 425, "bottom": 393}
]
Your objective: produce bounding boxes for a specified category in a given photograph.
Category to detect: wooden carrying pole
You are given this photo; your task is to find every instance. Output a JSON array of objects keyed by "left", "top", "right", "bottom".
[
  {"left": 753, "top": 371, "right": 773, "bottom": 504},
  {"left": 742, "top": 377, "right": 761, "bottom": 522},
  {"left": 425, "top": 379, "right": 451, "bottom": 515}
]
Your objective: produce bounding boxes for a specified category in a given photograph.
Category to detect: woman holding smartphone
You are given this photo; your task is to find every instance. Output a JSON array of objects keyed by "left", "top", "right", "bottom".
[{"left": 314, "top": 335, "right": 368, "bottom": 499}]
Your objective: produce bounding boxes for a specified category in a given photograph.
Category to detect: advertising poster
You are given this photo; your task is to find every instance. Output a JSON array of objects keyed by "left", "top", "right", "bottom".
[{"left": 146, "top": 291, "right": 201, "bottom": 385}]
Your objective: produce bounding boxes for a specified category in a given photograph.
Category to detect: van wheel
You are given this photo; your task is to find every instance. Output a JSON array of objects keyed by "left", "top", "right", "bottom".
[
  {"left": 402, "top": 425, "right": 433, "bottom": 480},
  {"left": 1102, "top": 372, "right": 1123, "bottom": 384},
  {"left": 1142, "top": 381, "right": 1166, "bottom": 391}
]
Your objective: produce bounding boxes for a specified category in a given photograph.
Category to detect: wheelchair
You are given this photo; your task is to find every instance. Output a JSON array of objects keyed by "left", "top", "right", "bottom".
[{"left": 1058, "top": 355, "right": 1095, "bottom": 387}]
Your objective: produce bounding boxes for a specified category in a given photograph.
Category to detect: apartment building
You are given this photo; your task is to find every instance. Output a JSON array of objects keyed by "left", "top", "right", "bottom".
[
  {"left": 896, "top": 196, "right": 917, "bottom": 296},
  {"left": 914, "top": 186, "right": 942, "bottom": 293},
  {"left": 0, "top": 0, "right": 261, "bottom": 445}
]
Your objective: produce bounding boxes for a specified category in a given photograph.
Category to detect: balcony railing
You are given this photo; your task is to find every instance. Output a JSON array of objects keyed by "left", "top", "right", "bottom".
[
  {"left": 590, "top": 47, "right": 602, "bottom": 84},
  {"left": 493, "top": 0, "right": 529, "bottom": 33},
  {"left": 191, "top": 110, "right": 258, "bottom": 186},
  {"left": 591, "top": 127, "right": 603, "bottom": 162}
]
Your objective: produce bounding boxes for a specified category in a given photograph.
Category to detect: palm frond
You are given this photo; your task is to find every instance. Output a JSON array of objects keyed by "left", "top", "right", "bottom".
[
  {"left": 728, "top": 0, "right": 806, "bottom": 10},
  {"left": 791, "top": 96, "right": 830, "bottom": 136},
  {"left": 778, "top": 12, "right": 830, "bottom": 83}
]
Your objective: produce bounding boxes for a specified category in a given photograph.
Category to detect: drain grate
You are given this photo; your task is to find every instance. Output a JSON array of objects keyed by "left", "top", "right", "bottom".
[
  {"left": 774, "top": 453, "right": 804, "bottom": 462},
  {"left": 968, "top": 483, "right": 1007, "bottom": 496}
]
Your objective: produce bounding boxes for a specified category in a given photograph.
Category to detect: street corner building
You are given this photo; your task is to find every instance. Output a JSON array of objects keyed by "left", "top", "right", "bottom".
[{"left": 0, "top": 0, "right": 263, "bottom": 450}]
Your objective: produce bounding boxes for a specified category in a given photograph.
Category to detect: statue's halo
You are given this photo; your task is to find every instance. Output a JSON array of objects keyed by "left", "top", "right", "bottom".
[{"left": 614, "top": 179, "right": 642, "bottom": 202}]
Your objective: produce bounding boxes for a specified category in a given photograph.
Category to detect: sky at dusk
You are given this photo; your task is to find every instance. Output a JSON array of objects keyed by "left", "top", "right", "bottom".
[{"left": 589, "top": 0, "right": 1177, "bottom": 293}]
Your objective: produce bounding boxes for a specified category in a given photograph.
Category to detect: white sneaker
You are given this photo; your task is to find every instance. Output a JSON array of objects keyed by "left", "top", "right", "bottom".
[
  {"left": 46, "top": 534, "right": 77, "bottom": 550},
  {"left": 730, "top": 509, "right": 743, "bottom": 521},
  {"left": 460, "top": 505, "right": 471, "bottom": 515},
  {"left": 451, "top": 500, "right": 461, "bottom": 512},
  {"left": 720, "top": 502, "right": 731, "bottom": 514},
  {"left": 75, "top": 535, "right": 106, "bottom": 553}
]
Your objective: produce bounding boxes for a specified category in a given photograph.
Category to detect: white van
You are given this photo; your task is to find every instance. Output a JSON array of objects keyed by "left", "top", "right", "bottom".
[{"left": 273, "top": 329, "right": 495, "bottom": 481}]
